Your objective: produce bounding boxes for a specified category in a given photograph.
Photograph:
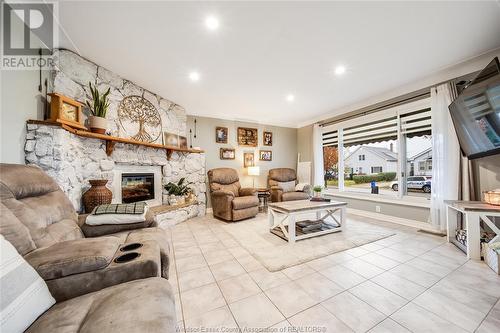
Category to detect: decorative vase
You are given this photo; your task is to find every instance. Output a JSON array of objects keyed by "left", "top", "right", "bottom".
[
  {"left": 89, "top": 116, "right": 107, "bottom": 134},
  {"left": 82, "top": 179, "right": 112, "bottom": 213},
  {"left": 314, "top": 191, "right": 322, "bottom": 198}
]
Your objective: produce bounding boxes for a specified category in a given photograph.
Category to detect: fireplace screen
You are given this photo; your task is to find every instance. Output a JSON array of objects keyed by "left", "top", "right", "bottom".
[{"left": 121, "top": 173, "right": 155, "bottom": 203}]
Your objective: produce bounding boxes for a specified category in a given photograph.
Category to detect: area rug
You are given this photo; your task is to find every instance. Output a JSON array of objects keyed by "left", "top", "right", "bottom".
[{"left": 220, "top": 213, "right": 395, "bottom": 271}]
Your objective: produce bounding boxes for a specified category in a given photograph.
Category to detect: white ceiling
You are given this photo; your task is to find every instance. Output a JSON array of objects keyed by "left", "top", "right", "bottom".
[{"left": 57, "top": 1, "right": 500, "bottom": 128}]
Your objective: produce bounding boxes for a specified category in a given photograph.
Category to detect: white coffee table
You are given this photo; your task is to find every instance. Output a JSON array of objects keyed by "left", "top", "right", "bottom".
[{"left": 268, "top": 199, "right": 347, "bottom": 243}]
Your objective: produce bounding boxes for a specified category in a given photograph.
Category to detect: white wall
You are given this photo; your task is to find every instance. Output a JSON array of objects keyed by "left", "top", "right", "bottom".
[
  {"left": 187, "top": 116, "right": 298, "bottom": 207},
  {"left": 0, "top": 14, "right": 47, "bottom": 164}
]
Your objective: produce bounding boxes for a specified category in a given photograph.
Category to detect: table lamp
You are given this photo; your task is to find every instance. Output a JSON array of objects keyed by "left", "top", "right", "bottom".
[{"left": 248, "top": 166, "right": 260, "bottom": 188}]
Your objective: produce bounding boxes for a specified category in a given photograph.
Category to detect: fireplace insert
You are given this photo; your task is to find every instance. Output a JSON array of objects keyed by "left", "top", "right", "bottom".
[{"left": 121, "top": 173, "right": 155, "bottom": 203}]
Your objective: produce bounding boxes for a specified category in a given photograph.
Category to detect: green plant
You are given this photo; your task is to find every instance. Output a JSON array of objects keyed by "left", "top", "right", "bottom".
[
  {"left": 164, "top": 178, "right": 192, "bottom": 196},
  {"left": 352, "top": 172, "right": 397, "bottom": 184},
  {"left": 86, "top": 82, "right": 110, "bottom": 118},
  {"left": 313, "top": 185, "right": 323, "bottom": 193}
]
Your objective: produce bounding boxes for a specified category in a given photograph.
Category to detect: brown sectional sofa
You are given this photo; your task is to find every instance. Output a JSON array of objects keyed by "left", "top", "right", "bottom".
[
  {"left": 0, "top": 163, "right": 177, "bottom": 332},
  {"left": 0, "top": 163, "right": 170, "bottom": 301},
  {"left": 208, "top": 168, "right": 259, "bottom": 221},
  {"left": 268, "top": 168, "right": 311, "bottom": 202},
  {"left": 26, "top": 277, "right": 176, "bottom": 333}
]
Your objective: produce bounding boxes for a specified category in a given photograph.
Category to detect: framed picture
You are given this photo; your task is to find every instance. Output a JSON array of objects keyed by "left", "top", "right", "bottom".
[
  {"left": 215, "top": 126, "right": 228, "bottom": 143},
  {"left": 243, "top": 152, "right": 255, "bottom": 167},
  {"left": 237, "top": 127, "right": 258, "bottom": 147},
  {"left": 164, "top": 132, "right": 179, "bottom": 147},
  {"left": 220, "top": 148, "right": 235, "bottom": 160},
  {"left": 179, "top": 136, "right": 188, "bottom": 149},
  {"left": 259, "top": 150, "right": 272, "bottom": 161},
  {"left": 263, "top": 131, "right": 272, "bottom": 146}
]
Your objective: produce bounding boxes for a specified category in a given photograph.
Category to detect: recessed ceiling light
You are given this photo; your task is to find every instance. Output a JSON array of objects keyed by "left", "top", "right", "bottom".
[
  {"left": 286, "top": 94, "right": 295, "bottom": 102},
  {"left": 205, "top": 16, "right": 219, "bottom": 31},
  {"left": 334, "top": 65, "right": 346, "bottom": 76},
  {"left": 189, "top": 71, "right": 200, "bottom": 82}
]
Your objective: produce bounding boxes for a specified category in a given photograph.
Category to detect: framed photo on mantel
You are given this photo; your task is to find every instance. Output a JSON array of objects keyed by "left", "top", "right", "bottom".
[{"left": 237, "top": 127, "right": 258, "bottom": 147}]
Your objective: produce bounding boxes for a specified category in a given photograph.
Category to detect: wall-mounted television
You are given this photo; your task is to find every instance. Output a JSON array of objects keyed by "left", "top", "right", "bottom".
[{"left": 449, "top": 57, "right": 500, "bottom": 159}]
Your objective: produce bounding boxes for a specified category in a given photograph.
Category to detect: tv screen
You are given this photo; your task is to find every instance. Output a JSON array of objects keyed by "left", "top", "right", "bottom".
[{"left": 449, "top": 57, "right": 500, "bottom": 159}]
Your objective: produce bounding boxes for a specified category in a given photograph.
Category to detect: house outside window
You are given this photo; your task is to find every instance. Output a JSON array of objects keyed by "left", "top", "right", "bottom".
[{"left": 321, "top": 97, "right": 432, "bottom": 199}]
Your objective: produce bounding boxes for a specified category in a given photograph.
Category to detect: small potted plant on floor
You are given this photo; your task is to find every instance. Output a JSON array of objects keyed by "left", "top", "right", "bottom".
[
  {"left": 312, "top": 185, "right": 323, "bottom": 198},
  {"left": 164, "top": 178, "right": 193, "bottom": 205},
  {"left": 86, "top": 82, "right": 110, "bottom": 134}
]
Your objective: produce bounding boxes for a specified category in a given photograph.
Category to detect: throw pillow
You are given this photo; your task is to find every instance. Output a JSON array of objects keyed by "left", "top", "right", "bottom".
[
  {"left": 277, "top": 181, "right": 296, "bottom": 193},
  {"left": 0, "top": 235, "right": 55, "bottom": 333}
]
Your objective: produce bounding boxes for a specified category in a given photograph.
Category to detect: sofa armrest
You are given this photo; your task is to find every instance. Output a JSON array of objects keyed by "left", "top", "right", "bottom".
[
  {"left": 269, "top": 186, "right": 283, "bottom": 202},
  {"left": 24, "top": 237, "right": 120, "bottom": 280},
  {"left": 239, "top": 188, "right": 257, "bottom": 196},
  {"left": 79, "top": 213, "right": 156, "bottom": 238}
]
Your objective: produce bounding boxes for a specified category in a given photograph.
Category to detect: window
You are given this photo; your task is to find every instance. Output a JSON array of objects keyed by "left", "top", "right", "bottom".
[
  {"left": 401, "top": 107, "right": 432, "bottom": 198},
  {"left": 322, "top": 130, "right": 339, "bottom": 188},
  {"left": 321, "top": 97, "right": 431, "bottom": 199},
  {"left": 341, "top": 114, "right": 399, "bottom": 195}
]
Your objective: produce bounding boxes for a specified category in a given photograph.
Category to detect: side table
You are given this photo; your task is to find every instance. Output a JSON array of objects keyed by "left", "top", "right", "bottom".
[{"left": 257, "top": 188, "right": 270, "bottom": 213}]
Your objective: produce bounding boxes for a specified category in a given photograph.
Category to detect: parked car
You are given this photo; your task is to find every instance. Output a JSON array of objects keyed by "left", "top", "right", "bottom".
[{"left": 391, "top": 176, "right": 432, "bottom": 193}]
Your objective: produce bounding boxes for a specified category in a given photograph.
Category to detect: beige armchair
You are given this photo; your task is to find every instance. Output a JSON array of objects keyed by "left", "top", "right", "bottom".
[
  {"left": 207, "top": 168, "right": 259, "bottom": 221},
  {"left": 268, "top": 168, "right": 311, "bottom": 202}
]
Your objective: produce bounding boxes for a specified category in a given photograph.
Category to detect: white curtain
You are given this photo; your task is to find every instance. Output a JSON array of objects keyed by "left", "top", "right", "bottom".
[
  {"left": 430, "top": 83, "right": 461, "bottom": 231},
  {"left": 312, "top": 123, "right": 324, "bottom": 186}
]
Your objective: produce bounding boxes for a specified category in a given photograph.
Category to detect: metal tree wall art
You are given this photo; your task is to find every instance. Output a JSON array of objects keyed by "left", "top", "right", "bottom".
[{"left": 118, "top": 95, "right": 162, "bottom": 143}]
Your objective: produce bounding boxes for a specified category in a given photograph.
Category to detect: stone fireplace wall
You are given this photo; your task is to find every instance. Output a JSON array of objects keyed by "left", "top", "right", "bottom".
[
  {"left": 25, "top": 123, "right": 206, "bottom": 218},
  {"left": 23, "top": 49, "right": 206, "bottom": 222},
  {"left": 50, "top": 49, "right": 186, "bottom": 141}
]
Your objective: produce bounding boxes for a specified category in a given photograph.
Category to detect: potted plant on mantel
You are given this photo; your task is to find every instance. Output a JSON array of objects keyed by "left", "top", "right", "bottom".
[
  {"left": 164, "top": 178, "right": 193, "bottom": 205},
  {"left": 86, "top": 82, "right": 110, "bottom": 134}
]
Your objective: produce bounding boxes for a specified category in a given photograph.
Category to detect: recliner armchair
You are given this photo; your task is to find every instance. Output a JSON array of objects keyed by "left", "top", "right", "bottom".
[
  {"left": 207, "top": 168, "right": 259, "bottom": 221},
  {"left": 268, "top": 168, "right": 311, "bottom": 202},
  {"left": 0, "top": 163, "right": 170, "bottom": 301}
]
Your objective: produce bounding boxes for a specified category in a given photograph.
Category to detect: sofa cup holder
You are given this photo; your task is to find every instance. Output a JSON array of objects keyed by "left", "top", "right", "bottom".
[
  {"left": 120, "top": 243, "right": 143, "bottom": 252},
  {"left": 114, "top": 252, "right": 141, "bottom": 263}
]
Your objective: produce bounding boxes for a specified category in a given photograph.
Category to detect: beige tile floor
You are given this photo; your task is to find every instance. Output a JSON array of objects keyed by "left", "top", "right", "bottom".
[{"left": 166, "top": 213, "right": 500, "bottom": 333}]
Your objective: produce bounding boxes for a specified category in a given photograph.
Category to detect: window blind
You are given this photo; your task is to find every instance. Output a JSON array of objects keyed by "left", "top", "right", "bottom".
[
  {"left": 322, "top": 130, "right": 338, "bottom": 147},
  {"left": 321, "top": 98, "right": 431, "bottom": 147},
  {"left": 400, "top": 108, "right": 431, "bottom": 137},
  {"left": 341, "top": 115, "right": 398, "bottom": 147}
]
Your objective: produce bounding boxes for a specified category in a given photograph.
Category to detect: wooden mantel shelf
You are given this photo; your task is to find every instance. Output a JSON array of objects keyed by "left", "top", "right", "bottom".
[{"left": 27, "top": 120, "right": 204, "bottom": 159}]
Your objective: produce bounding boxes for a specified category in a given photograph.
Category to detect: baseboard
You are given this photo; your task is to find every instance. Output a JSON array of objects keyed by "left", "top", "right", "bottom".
[{"left": 347, "top": 208, "right": 439, "bottom": 232}]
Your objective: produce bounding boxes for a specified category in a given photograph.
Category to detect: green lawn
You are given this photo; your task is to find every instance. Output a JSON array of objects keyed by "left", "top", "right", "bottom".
[
  {"left": 326, "top": 180, "right": 355, "bottom": 187},
  {"left": 326, "top": 179, "right": 391, "bottom": 189}
]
